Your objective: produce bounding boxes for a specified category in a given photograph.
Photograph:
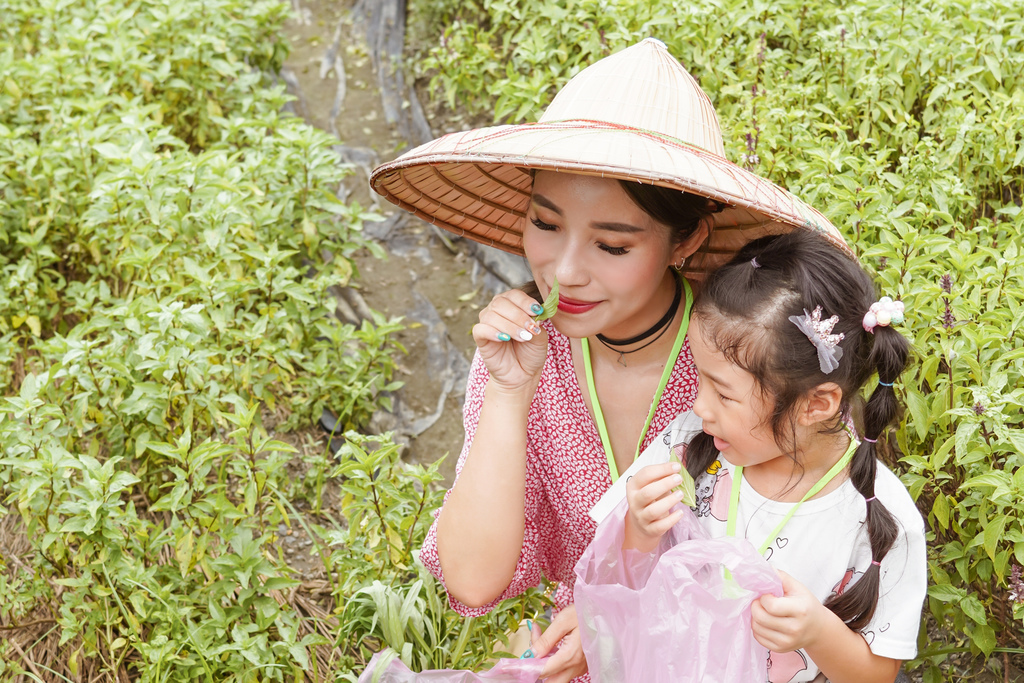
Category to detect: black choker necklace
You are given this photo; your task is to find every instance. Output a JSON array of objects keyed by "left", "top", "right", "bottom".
[{"left": 597, "top": 274, "right": 682, "bottom": 357}]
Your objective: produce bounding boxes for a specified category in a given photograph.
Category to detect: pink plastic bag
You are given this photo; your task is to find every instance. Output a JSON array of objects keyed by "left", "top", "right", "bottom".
[
  {"left": 574, "top": 497, "right": 782, "bottom": 683},
  {"left": 356, "top": 651, "right": 549, "bottom": 683}
]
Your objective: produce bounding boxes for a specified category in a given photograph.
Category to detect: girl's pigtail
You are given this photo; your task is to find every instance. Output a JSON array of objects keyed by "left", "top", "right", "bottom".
[
  {"left": 685, "top": 431, "right": 720, "bottom": 481},
  {"left": 823, "top": 325, "right": 909, "bottom": 629}
]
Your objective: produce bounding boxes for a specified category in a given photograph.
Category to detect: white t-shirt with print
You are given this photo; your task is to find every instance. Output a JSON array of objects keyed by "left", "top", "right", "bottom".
[{"left": 591, "top": 412, "right": 927, "bottom": 683}]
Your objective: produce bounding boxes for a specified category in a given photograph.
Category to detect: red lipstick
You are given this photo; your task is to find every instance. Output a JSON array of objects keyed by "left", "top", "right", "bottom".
[{"left": 557, "top": 295, "right": 600, "bottom": 315}]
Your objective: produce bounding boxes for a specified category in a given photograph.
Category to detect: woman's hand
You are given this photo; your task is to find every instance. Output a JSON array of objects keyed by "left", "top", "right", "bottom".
[
  {"left": 751, "top": 570, "right": 826, "bottom": 653},
  {"left": 472, "top": 289, "right": 549, "bottom": 392},
  {"left": 528, "top": 605, "right": 588, "bottom": 683},
  {"left": 623, "top": 461, "right": 687, "bottom": 552}
]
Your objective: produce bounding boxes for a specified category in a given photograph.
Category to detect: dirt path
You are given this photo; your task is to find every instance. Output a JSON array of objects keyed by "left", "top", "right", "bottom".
[{"left": 281, "top": 0, "right": 529, "bottom": 485}]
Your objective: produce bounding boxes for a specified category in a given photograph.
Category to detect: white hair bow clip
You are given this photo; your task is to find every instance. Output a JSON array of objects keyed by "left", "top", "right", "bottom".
[{"left": 789, "top": 306, "right": 845, "bottom": 374}]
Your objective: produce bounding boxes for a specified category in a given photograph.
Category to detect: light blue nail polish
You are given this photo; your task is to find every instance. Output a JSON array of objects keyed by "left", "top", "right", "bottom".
[
  {"left": 497, "top": 332, "right": 511, "bottom": 342},
  {"left": 521, "top": 648, "right": 535, "bottom": 659},
  {"left": 530, "top": 303, "right": 543, "bottom": 314},
  {"left": 526, "top": 619, "right": 533, "bottom": 633}
]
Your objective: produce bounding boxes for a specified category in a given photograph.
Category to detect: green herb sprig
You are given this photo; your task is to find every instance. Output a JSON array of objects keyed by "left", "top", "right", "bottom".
[
  {"left": 669, "top": 450, "right": 697, "bottom": 508},
  {"left": 534, "top": 277, "right": 560, "bottom": 321}
]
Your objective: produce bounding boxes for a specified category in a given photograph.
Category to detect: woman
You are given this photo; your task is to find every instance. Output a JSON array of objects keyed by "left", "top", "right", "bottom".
[{"left": 370, "top": 39, "right": 851, "bottom": 682}]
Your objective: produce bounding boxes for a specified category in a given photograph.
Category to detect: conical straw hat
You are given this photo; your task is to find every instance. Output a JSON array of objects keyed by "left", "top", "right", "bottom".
[{"left": 371, "top": 39, "right": 852, "bottom": 276}]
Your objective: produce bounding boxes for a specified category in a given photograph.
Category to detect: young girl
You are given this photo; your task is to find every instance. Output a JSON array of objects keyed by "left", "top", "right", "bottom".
[{"left": 622, "top": 230, "right": 926, "bottom": 683}]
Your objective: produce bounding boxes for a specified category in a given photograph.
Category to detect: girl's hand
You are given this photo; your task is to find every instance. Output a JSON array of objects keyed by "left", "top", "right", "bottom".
[
  {"left": 529, "top": 605, "right": 588, "bottom": 683},
  {"left": 472, "top": 289, "right": 549, "bottom": 393},
  {"left": 624, "top": 462, "right": 687, "bottom": 552},
  {"left": 751, "top": 570, "right": 826, "bottom": 652}
]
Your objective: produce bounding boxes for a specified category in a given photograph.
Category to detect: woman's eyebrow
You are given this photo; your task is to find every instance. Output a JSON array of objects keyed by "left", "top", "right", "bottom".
[
  {"left": 532, "top": 194, "right": 643, "bottom": 233},
  {"left": 531, "top": 194, "right": 562, "bottom": 215},
  {"left": 593, "top": 221, "right": 644, "bottom": 234}
]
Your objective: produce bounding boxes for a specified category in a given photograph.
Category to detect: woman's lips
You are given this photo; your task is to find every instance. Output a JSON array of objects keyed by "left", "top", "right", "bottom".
[{"left": 557, "top": 296, "right": 600, "bottom": 314}]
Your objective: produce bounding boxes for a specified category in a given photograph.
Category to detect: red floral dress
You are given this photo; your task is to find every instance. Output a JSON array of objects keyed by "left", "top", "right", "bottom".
[{"left": 418, "top": 319, "right": 699, "bottom": 677}]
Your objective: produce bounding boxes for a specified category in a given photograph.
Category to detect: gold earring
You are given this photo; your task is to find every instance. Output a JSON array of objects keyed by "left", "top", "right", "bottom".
[{"left": 672, "top": 257, "right": 686, "bottom": 272}]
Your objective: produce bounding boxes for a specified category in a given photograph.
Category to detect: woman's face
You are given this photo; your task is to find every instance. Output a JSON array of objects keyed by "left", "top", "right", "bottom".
[{"left": 523, "top": 171, "right": 701, "bottom": 340}]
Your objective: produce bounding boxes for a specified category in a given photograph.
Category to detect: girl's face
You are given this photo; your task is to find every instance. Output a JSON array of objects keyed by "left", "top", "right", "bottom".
[
  {"left": 688, "top": 315, "right": 783, "bottom": 467},
  {"left": 522, "top": 171, "right": 697, "bottom": 340}
]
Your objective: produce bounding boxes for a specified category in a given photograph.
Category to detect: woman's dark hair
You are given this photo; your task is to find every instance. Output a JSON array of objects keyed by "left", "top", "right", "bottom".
[
  {"left": 684, "top": 229, "right": 910, "bottom": 631},
  {"left": 521, "top": 180, "right": 718, "bottom": 300},
  {"left": 618, "top": 181, "right": 718, "bottom": 246}
]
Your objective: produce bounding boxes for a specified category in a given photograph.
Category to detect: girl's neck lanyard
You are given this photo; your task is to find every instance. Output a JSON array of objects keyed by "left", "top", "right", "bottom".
[
  {"left": 581, "top": 278, "right": 693, "bottom": 483},
  {"left": 725, "top": 438, "right": 859, "bottom": 555}
]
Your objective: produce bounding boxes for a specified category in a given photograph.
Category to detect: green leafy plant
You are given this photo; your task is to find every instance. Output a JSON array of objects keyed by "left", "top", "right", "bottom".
[
  {"left": 0, "top": 2, "right": 550, "bottom": 679},
  {"left": 0, "top": 0, "right": 441, "bottom": 679},
  {"left": 669, "top": 449, "right": 697, "bottom": 508},
  {"left": 534, "top": 276, "right": 560, "bottom": 321},
  {"left": 313, "top": 434, "right": 550, "bottom": 677}
]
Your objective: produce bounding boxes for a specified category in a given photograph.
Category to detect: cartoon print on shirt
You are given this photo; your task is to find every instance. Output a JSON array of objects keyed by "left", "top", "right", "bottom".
[
  {"left": 693, "top": 471, "right": 714, "bottom": 516},
  {"left": 692, "top": 459, "right": 732, "bottom": 521},
  {"left": 767, "top": 649, "right": 808, "bottom": 683},
  {"left": 831, "top": 566, "right": 864, "bottom": 597}
]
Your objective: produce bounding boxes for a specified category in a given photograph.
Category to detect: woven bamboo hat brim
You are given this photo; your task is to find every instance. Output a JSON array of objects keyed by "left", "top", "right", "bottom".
[{"left": 371, "top": 39, "right": 853, "bottom": 275}]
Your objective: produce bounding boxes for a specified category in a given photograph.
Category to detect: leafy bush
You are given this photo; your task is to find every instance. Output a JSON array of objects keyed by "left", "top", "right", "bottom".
[
  {"left": 0, "top": 0, "right": 548, "bottom": 680},
  {"left": 410, "top": 0, "right": 1024, "bottom": 679},
  {"left": 317, "top": 435, "right": 546, "bottom": 676}
]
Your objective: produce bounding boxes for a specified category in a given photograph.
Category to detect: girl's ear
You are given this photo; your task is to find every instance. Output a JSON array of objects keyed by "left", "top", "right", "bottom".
[{"left": 797, "top": 382, "right": 843, "bottom": 426}]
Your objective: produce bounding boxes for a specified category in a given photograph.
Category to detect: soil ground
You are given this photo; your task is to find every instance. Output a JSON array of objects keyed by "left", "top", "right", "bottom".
[{"left": 283, "top": 0, "right": 516, "bottom": 486}]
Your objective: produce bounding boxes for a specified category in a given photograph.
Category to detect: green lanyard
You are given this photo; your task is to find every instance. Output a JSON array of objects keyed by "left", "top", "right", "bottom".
[
  {"left": 726, "top": 438, "right": 859, "bottom": 554},
  {"left": 581, "top": 279, "right": 693, "bottom": 483}
]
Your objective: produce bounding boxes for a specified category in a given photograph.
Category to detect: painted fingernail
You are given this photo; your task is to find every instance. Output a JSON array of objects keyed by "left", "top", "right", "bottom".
[
  {"left": 521, "top": 648, "right": 535, "bottom": 659},
  {"left": 530, "top": 303, "right": 544, "bottom": 314},
  {"left": 528, "top": 322, "right": 543, "bottom": 335},
  {"left": 526, "top": 619, "right": 533, "bottom": 633},
  {"left": 497, "top": 332, "right": 511, "bottom": 342},
  {"left": 518, "top": 329, "right": 533, "bottom": 342}
]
